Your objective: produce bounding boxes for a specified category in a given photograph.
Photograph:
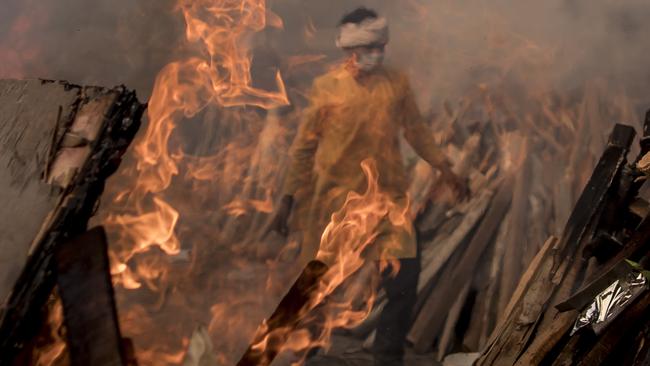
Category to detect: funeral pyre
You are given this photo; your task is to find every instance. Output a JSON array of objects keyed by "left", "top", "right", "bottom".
[{"left": 3, "top": 0, "right": 650, "bottom": 365}]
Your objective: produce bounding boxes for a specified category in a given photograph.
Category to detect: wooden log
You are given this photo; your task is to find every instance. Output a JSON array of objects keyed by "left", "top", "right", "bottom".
[
  {"left": 478, "top": 211, "right": 510, "bottom": 347},
  {"left": 0, "top": 79, "right": 144, "bottom": 361},
  {"left": 55, "top": 227, "right": 127, "bottom": 366},
  {"left": 417, "top": 189, "right": 495, "bottom": 295},
  {"left": 463, "top": 247, "right": 494, "bottom": 351},
  {"left": 410, "top": 176, "right": 514, "bottom": 353}
]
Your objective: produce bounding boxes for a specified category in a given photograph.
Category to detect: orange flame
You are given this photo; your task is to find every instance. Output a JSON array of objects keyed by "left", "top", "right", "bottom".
[
  {"left": 101, "top": 0, "right": 292, "bottom": 364},
  {"left": 107, "top": 0, "right": 288, "bottom": 290},
  {"left": 247, "top": 159, "right": 409, "bottom": 363}
]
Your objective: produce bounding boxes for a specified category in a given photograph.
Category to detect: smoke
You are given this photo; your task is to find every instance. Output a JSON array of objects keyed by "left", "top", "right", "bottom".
[
  {"left": 0, "top": 0, "right": 183, "bottom": 96},
  {"left": 269, "top": 0, "right": 650, "bottom": 112},
  {"left": 3, "top": 0, "right": 650, "bottom": 362},
  {"left": 2, "top": 0, "right": 649, "bottom": 110}
]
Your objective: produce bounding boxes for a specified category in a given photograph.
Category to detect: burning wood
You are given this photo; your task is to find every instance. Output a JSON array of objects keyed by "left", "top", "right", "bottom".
[
  {"left": 237, "top": 260, "right": 328, "bottom": 366},
  {"left": 0, "top": 79, "right": 144, "bottom": 364}
]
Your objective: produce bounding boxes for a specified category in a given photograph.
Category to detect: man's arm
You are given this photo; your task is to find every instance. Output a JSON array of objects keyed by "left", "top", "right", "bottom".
[
  {"left": 399, "top": 78, "right": 468, "bottom": 199},
  {"left": 400, "top": 80, "right": 451, "bottom": 172},
  {"left": 267, "top": 85, "right": 323, "bottom": 236}
]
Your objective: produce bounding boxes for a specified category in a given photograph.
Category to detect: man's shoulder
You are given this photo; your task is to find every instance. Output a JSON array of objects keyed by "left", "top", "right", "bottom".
[
  {"left": 313, "top": 66, "right": 350, "bottom": 88},
  {"left": 380, "top": 66, "right": 410, "bottom": 87}
]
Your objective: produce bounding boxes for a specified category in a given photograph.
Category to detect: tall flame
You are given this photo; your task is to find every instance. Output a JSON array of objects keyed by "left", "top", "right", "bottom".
[
  {"left": 107, "top": 0, "right": 288, "bottom": 290},
  {"left": 101, "top": 0, "right": 293, "bottom": 364}
]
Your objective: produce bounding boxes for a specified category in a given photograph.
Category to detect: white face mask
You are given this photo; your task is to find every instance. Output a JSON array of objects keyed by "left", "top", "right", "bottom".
[{"left": 354, "top": 51, "right": 384, "bottom": 72}]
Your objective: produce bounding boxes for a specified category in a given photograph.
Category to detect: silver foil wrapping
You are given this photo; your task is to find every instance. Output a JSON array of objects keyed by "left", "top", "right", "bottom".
[{"left": 571, "top": 271, "right": 648, "bottom": 335}]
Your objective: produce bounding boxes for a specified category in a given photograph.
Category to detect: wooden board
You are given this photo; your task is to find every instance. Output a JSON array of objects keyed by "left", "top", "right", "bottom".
[
  {"left": 0, "top": 79, "right": 144, "bottom": 361},
  {"left": 0, "top": 80, "right": 79, "bottom": 303}
]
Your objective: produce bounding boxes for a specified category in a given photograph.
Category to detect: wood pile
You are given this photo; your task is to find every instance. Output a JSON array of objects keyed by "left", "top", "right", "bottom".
[
  {"left": 476, "top": 113, "right": 650, "bottom": 365},
  {"left": 344, "top": 82, "right": 644, "bottom": 361},
  {"left": 0, "top": 79, "right": 144, "bottom": 365}
]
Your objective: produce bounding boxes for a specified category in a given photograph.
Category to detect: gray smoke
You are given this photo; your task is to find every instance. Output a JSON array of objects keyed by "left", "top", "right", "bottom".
[{"left": 2, "top": 0, "right": 649, "bottom": 110}]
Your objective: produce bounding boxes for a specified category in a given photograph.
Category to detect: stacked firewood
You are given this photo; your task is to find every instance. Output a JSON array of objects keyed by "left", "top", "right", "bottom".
[{"left": 345, "top": 81, "right": 644, "bottom": 362}]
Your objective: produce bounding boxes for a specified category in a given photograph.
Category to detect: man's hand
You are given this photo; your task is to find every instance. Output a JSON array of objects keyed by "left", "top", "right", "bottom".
[
  {"left": 264, "top": 195, "right": 294, "bottom": 237},
  {"left": 431, "top": 168, "right": 470, "bottom": 204}
]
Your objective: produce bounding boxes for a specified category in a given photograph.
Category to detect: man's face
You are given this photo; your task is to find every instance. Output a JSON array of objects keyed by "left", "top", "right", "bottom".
[{"left": 349, "top": 44, "right": 386, "bottom": 73}]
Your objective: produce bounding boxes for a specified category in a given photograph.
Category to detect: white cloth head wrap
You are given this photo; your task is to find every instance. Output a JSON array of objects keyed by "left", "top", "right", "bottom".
[{"left": 335, "top": 17, "right": 389, "bottom": 49}]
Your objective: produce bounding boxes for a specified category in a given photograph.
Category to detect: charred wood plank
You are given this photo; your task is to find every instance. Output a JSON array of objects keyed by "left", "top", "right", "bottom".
[
  {"left": 237, "top": 260, "right": 328, "bottom": 366},
  {"left": 55, "top": 227, "right": 126, "bottom": 366},
  {"left": 514, "top": 124, "right": 636, "bottom": 366}
]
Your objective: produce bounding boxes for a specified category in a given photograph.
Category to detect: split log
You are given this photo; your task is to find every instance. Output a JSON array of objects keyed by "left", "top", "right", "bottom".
[
  {"left": 0, "top": 79, "right": 144, "bottom": 361},
  {"left": 437, "top": 281, "right": 471, "bottom": 361},
  {"left": 477, "top": 210, "right": 510, "bottom": 347},
  {"left": 417, "top": 189, "right": 495, "bottom": 295},
  {"left": 498, "top": 154, "right": 532, "bottom": 316}
]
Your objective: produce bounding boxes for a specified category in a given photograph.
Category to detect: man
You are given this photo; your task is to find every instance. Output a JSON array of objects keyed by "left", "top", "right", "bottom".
[{"left": 268, "top": 7, "right": 467, "bottom": 365}]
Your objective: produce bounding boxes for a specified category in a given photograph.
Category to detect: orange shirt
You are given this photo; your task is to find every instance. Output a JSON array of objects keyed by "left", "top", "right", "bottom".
[{"left": 284, "top": 65, "right": 447, "bottom": 263}]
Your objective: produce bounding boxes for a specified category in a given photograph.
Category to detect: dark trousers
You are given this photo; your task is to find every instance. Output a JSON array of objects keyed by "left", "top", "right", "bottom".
[{"left": 372, "top": 247, "right": 421, "bottom": 366}]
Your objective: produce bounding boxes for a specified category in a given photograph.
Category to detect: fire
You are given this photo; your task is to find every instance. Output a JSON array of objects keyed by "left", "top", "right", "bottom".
[
  {"left": 106, "top": 0, "right": 289, "bottom": 294},
  {"left": 305, "top": 158, "right": 409, "bottom": 349},
  {"left": 99, "top": 0, "right": 298, "bottom": 364},
  {"left": 92, "top": 0, "right": 644, "bottom": 365},
  {"left": 243, "top": 159, "right": 409, "bottom": 364}
]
